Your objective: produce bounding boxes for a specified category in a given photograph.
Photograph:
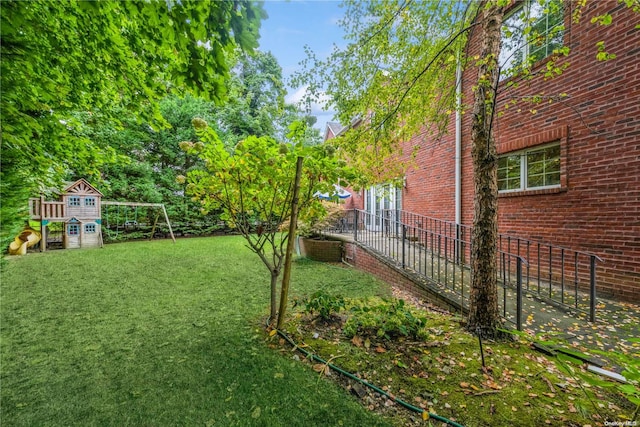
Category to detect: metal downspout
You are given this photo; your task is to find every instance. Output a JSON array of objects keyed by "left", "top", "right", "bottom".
[{"left": 455, "top": 53, "right": 462, "bottom": 226}]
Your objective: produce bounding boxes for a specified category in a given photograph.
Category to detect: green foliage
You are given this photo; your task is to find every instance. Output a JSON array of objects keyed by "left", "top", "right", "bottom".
[
  {"left": 595, "top": 40, "right": 617, "bottom": 61},
  {"left": 344, "top": 298, "right": 427, "bottom": 340},
  {"left": 297, "top": 200, "right": 347, "bottom": 237},
  {"left": 0, "top": 0, "right": 263, "bottom": 251},
  {"left": 301, "top": 291, "right": 346, "bottom": 320},
  {"left": 184, "top": 118, "right": 353, "bottom": 321},
  {"left": 213, "top": 51, "right": 285, "bottom": 145},
  {"left": 185, "top": 119, "right": 352, "bottom": 238},
  {"left": 292, "top": 0, "right": 478, "bottom": 184}
]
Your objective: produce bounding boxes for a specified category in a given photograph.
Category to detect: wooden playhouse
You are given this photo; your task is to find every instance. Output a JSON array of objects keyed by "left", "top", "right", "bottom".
[{"left": 28, "top": 178, "right": 104, "bottom": 250}]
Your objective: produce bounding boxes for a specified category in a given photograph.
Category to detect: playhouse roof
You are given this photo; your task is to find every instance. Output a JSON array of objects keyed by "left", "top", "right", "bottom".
[{"left": 63, "top": 178, "right": 103, "bottom": 197}]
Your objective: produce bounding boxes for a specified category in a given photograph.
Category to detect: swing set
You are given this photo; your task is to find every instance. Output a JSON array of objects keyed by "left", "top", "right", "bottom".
[{"left": 102, "top": 201, "right": 175, "bottom": 242}]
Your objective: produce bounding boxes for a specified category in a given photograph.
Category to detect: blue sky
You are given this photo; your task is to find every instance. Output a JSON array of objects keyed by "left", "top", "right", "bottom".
[{"left": 258, "top": 0, "right": 346, "bottom": 131}]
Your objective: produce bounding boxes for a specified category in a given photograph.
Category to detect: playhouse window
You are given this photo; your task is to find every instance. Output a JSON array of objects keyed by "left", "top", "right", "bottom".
[
  {"left": 68, "top": 224, "right": 80, "bottom": 235},
  {"left": 85, "top": 224, "right": 96, "bottom": 233},
  {"left": 68, "top": 196, "right": 81, "bottom": 207},
  {"left": 500, "top": 0, "right": 564, "bottom": 80},
  {"left": 85, "top": 197, "right": 96, "bottom": 207},
  {"left": 498, "top": 143, "right": 560, "bottom": 192}
]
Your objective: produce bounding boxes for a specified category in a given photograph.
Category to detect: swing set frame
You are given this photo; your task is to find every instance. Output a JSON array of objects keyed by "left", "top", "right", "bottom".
[{"left": 102, "top": 201, "right": 176, "bottom": 243}]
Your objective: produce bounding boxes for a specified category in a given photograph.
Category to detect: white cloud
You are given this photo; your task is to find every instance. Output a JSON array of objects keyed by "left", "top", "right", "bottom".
[
  {"left": 286, "top": 85, "right": 331, "bottom": 114},
  {"left": 286, "top": 85, "right": 336, "bottom": 131}
]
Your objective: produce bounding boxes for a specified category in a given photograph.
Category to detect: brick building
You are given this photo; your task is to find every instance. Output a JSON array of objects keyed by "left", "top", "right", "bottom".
[{"left": 330, "top": 1, "right": 639, "bottom": 301}]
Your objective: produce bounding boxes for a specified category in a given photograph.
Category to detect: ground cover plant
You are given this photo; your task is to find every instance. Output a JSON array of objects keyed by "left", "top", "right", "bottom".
[
  {"left": 275, "top": 288, "right": 638, "bottom": 426},
  {"left": 1, "top": 237, "right": 392, "bottom": 426}
]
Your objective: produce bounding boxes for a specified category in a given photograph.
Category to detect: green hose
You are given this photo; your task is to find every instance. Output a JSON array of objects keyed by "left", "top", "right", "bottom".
[{"left": 277, "top": 329, "right": 465, "bottom": 427}]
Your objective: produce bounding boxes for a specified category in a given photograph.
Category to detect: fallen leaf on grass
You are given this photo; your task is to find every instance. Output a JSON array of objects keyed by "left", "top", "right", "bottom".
[
  {"left": 485, "top": 380, "right": 502, "bottom": 390},
  {"left": 351, "top": 335, "right": 363, "bottom": 347},
  {"left": 460, "top": 382, "right": 470, "bottom": 388},
  {"left": 312, "top": 364, "right": 329, "bottom": 375},
  {"left": 375, "top": 346, "right": 386, "bottom": 353}
]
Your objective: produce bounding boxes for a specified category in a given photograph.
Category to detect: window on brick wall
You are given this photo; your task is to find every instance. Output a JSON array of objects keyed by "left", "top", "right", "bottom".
[
  {"left": 498, "top": 143, "right": 560, "bottom": 192},
  {"left": 500, "top": 0, "right": 564, "bottom": 80}
]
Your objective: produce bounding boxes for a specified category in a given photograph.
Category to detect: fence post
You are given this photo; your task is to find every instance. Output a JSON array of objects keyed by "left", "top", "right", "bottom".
[
  {"left": 353, "top": 209, "right": 359, "bottom": 242},
  {"left": 455, "top": 223, "right": 460, "bottom": 264},
  {"left": 402, "top": 224, "right": 406, "bottom": 269},
  {"left": 590, "top": 255, "right": 596, "bottom": 323},
  {"left": 516, "top": 257, "right": 523, "bottom": 331}
]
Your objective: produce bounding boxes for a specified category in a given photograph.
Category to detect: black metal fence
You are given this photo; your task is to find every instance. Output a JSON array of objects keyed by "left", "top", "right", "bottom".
[{"left": 322, "top": 209, "right": 602, "bottom": 329}]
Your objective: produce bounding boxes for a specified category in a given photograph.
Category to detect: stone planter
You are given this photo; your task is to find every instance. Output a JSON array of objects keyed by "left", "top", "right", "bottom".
[{"left": 298, "top": 236, "right": 343, "bottom": 262}]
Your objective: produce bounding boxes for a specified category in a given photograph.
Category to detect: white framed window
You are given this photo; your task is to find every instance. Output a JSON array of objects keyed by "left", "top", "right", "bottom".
[
  {"left": 498, "top": 143, "right": 560, "bottom": 192},
  {"left": 68, "top": 196, "right": 81, "bottom": 207},
  {"left": 85, "top": 197, "right": 96, "bottom": 207},
  {"left": 85, "top": 224, "right": 96, "bottom": 233},
  {"left": 68, "top": 224, "right": 80, "bottom": 236},
  {"left": 500, "top": 0, "right": 565, "bottom": 79}
]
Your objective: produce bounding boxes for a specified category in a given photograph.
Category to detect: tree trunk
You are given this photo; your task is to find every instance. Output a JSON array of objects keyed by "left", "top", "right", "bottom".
[
  {"left": 277, "top": 156, "right": 304, "bottom": 329},
  {"left": 270, "top": 270, "right": 279, "bottom": 325},
  {"left": 467, "top": 0, "right": 505, "bottom": 339}
]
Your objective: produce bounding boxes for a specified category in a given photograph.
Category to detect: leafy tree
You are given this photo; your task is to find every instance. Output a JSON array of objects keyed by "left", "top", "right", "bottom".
[
  {"left": 0, "top": 0, "right": 263, "bottom": 250},
  {"left": 56, "top": 52, "right": 316, "bottom": 238},
  {"left": 213, "top": 50, "right": 286, "bottom": 146},
  {"left": 292, "top": 0, "right": 477, "bottom": 183},
  {"left": 183, "top": 119, "right": 351, "bottom": 326},
  {"left": 276, "top": 105, "right": 323, "bottom": 146}
]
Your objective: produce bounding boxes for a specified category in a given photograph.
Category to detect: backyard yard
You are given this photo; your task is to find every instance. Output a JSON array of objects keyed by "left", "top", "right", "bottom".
[
  {"left": 1, "top": 236, "right": 637, "bottom": 426},
  {"left": 1, "top": 237, "right": 392, "bottom": 426}
]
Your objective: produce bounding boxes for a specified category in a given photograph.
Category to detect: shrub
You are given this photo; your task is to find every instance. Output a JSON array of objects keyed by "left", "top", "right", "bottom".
[
  {"left": 296, "top": 201, "right": 346, "bottom": 238},
  {"left": 344, "top": 298, "right": 427, "bottom": 340},
  {"left": 302, "top": 290, "right": 346, "bottom": 320}
]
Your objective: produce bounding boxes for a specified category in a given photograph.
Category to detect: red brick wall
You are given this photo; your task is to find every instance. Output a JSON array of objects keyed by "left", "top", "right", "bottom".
[
  {"left": 397, "top": 1, "right": 640, "bottom": 301},
  {"left": 343, "top": 187, "right": 365, "bottom": 210},
  {"left": 343, "top": 241, "right": 462, "bottom": 312},
  {"left": 401, "top": 123, "right": 457, "bottom": 220}
]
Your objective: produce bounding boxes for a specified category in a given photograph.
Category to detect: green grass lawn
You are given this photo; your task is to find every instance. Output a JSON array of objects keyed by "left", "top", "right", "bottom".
[{"left": 1, "top": 236, "right": 393, "bottom": 426}]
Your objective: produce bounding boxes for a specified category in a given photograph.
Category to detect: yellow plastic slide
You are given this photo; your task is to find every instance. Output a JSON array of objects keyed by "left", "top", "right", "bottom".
[{"left": 8, "top": 227, "right": 41, "bottom": 255}]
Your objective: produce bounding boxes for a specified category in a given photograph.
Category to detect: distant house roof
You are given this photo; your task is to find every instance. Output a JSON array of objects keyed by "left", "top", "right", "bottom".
[
  {"left": 64, "top": 178, "right": 103, "bottom": 197},
  {"left": 324, "top": 121, "right": 346, "bottom": 141}
]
